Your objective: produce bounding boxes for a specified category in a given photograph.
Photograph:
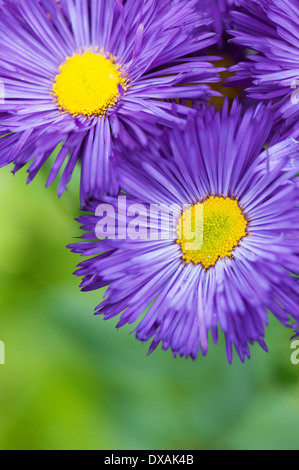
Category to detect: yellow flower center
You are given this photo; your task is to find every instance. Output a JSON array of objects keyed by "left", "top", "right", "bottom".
[
  {"left": 53, "top": 51, "right": 126, "bottom": 117},
  {"left": 176, "top": 196, "right": 248, "bottom": 269}
]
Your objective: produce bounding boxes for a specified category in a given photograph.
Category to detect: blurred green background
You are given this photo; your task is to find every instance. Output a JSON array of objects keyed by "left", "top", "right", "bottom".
[{"left": 0, "top": 162, "right": 298, "bottom": 451}]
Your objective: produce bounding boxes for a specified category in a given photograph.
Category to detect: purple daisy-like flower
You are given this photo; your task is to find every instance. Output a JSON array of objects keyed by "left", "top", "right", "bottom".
[
  {"left": 0, "top": 0, "right": 221, "bottom": 204},
  {"left": 291, "top": 323, "right": 299, "bottom": 340},
  {"left": 228, "top": 0, "right": 299, "bottom": 138},
  {"left": 70, "top": 100, "right": 299, "bottom": 362},
  {"left": 199, "top": 0, "right": 240, "bottom": 39}
]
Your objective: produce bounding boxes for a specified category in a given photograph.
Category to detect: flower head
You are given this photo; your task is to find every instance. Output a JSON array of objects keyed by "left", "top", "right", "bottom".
[
  {"left": 0, "top": 0, "right": 221, "bottom": 204},
  {"left": 291, "top": 323, "right": 299, "bottom": 340},
  {"left": 228, "top": 0, "right": 299, "bottom": 138},
  {"left": 70, "top": 100, "right": 299, "bottom": 362},
  {"left": 199, "top": 0, "right": 240, "bottom": 40}
]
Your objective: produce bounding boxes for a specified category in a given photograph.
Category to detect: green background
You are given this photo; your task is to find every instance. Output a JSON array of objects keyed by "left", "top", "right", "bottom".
[{"left": 0, "top": 163, "right": 298, "bottom": 450}]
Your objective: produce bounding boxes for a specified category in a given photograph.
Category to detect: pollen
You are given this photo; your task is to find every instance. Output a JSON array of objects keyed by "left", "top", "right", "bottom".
[
  {"left": 53, "top": 51, "right": 126, "bottom": 117},
  {"left": 176, "top": 196, "right": 248, "bottom": 269}
]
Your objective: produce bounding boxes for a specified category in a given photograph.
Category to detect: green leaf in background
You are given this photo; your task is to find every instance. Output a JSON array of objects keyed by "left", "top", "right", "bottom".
[{"left": 0, "top": 165, "right": 298, "bottom": 450}]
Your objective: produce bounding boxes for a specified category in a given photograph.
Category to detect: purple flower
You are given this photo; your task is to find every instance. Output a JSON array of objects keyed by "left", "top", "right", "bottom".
[
  {"left": 198, "top": 0, "right": 240, "bottom": 40},
  {"left": 70, "top": 100, "right": 299, "bottom": 362},
  {"left": 291, "top": 323, "right": 299, "bottom": 340},
  {"left": 0, "top": 0, "right": 221, "bottom": 204},
  {"left": 228, "top": 0, "right": 299, "bottom": 139}
]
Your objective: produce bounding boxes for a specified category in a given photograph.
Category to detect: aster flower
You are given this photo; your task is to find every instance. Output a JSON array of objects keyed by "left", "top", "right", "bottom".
[
  {"left": 0, "top": 0, "right": 220, "bottom": 204},
  {"left": 199, "top": 0, "right": 240, "bottom": 40},
  {"left": 228, "top": 0, "right": 299, "bottom": 138},
  {"left": 193, "top": 1, "right": 245, "bottom": 108},
  {"left": 291, "top": 323, "right": 299, "bottom": 340},
  {"left": 70, "top": 100, "right": 299, "bottom": 362}
]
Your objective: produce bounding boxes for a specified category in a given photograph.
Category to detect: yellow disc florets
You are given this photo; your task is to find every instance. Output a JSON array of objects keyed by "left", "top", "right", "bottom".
[
  {"left": 53, "top": 51, "right": 126, "bottom": 117},
  {"left": 177, "top": 196, "right": 248, "bottom": 269}
]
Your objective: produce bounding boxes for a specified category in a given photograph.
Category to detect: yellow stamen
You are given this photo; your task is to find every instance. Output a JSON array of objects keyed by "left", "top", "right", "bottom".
[
  {"left": 176, "top": 196, "right": 248, "bottom": 269},
  {"left": 53, "top": 51, "right": 126, "bottom": 117}
]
